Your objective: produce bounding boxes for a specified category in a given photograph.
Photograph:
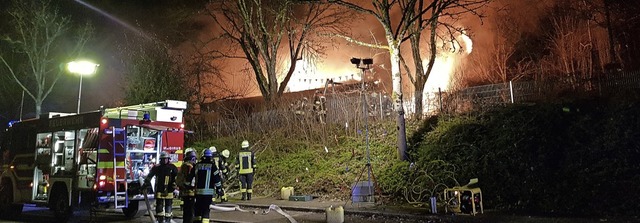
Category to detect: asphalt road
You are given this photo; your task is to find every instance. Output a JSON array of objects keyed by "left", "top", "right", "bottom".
[
  {"left": 3, "top": 205, "right": 621, "bottom": 223},
  {"left": 0, "top": 204, "right": 425, "bottom": 223}
]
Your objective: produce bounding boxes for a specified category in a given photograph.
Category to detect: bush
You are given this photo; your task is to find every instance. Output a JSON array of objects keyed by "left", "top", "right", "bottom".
[{"left": 414, "top": 102, "right": 640, "bottom": 217}]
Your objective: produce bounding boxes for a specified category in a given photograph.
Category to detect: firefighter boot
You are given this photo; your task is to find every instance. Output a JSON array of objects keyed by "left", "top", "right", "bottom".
[
  {"left": 156, "top": 216, "right": 164, "bottom": 223},
  {"left": 221, "top": 193, "right": 228, "bottom": 202},
  {"left": 247, "top": 192, "right": 252, "bottom": 200},
  {"left": 241, "top": 192, "right": 247, "bottom": 200}
]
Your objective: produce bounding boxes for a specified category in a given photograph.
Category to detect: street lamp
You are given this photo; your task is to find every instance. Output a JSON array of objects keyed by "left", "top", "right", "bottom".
[
  {"left": 350, "top": 57, "right": 375, "bottom": 203},
  {"left": 67, "top": 60, "right": 99, "bottom": 114}
]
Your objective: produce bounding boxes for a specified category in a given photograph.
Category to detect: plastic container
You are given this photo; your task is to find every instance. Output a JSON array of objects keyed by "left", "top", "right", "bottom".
[
  {"left": 281, "top": 186, "right": 294, "bottom": 200},
  {"left": 326, "top": 205, "right": 344, "bottom": 223},
  {"left": 351, "top": 181, "right": 374, "bottom": 202}
]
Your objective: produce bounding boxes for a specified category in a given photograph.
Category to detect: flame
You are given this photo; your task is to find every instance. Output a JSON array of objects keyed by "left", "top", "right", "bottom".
[
  {"left": 460, "top": 32, "right": 473, "bottom": 53},
  {"left": 284, "top": 32, "right": 473, "bottom": 95},
  {"left": 423, "top": 32, "right": 473, "bottom": 92},
  {"left": 424, "top": 55, "right": 457, "bottom": 91}
]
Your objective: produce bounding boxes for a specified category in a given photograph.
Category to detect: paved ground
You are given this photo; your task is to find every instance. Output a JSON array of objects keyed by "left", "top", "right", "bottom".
[
  {"left": 179, "top": 196, "right": 620, "bottom": 223},
  {"left": 3, "top": 196, "right": 637, "bottom": 223}
]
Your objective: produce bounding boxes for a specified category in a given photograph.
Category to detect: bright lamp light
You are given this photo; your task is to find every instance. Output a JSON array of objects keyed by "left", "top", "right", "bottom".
[
  {"left": 67, "top": 60, "right": 99, "bottom": 114},
  {"left": 67, "top": 61, "right": 99, "bottom": 75}
]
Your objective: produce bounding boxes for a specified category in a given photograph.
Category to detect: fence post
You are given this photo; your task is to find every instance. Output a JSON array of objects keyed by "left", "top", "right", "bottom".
[
  {"left": 509, "top": 81, "right": 515, "bottom": 103},
  {"left": 438, "top": 87, "right": 443, "bottom": 113},
  {"left": 379, "top": 93, "right": 383, "bottom": 119}
]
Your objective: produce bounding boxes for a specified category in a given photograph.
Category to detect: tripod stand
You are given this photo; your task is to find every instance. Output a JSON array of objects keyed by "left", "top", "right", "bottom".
[
  {"left": 349, "top": 162, "right": 379, "bottom": 204},
  {"left": 348, "top": 57, "right": 380, "bottom": 205}
]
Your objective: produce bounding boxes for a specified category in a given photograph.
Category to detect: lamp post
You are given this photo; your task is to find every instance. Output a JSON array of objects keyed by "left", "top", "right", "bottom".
[
  {"left": 67, "top": 60, "right": 99, "bottom": 114},
  {"left": 350, "top": 57, "right": 375, "bottom": 202}
]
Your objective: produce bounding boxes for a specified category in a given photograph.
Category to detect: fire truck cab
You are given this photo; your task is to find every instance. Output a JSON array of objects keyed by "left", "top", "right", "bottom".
[{"left": 0, "top": 100, "right": 188, "bottom": 221}]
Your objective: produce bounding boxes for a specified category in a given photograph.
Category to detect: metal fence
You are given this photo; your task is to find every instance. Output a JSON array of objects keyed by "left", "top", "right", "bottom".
[
  {"left": 406, "top": 70, "right": 640, "bottom": 115},
  {"left": 203, "top": 70, "right": 640, "bottom": 137}
]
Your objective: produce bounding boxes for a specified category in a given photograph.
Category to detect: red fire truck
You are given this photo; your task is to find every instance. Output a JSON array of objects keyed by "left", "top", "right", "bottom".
[{"left": 0, "top": 100, "right": 188, "bottom": 221}]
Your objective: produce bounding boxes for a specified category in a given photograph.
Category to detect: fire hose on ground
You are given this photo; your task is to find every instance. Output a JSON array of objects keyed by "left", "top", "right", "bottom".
[{"left": 210, "top": 203, "right": 298, "bottom": 223}]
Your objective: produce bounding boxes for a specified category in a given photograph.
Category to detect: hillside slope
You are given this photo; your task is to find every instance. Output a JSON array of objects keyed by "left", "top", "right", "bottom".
[{"left": 195, "top": 91, "right": 640, "bottom": 217}]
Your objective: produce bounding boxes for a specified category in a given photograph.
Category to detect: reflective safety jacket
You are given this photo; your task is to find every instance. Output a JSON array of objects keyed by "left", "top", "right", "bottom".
[
  {"left": 194, "top": 158, "right": 223, "bottom": 196},
  {"left": 213, "top": 155, "right": 228, "bottom": 176},
  {"left": 236, "top": 150, "right": 256, "bottom": 175},
  {"left": 176, "top": 161, "right": 196, "bottom": 197},
  {"left": 145, "top": 163, "right": 178, "bottom": 198}
]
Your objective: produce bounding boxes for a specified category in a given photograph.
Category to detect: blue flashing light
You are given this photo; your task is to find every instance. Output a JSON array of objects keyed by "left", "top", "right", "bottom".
[
  {"left": 143, "top": 113, "right": 151, "bottom": 121},
  {"left": 8, "top": 120, "right": 19, "bottom": 127}
]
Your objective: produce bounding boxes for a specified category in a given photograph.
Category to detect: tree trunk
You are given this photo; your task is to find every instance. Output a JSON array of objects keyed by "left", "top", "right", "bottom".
[
  {"left": 389, "top": 43, "right": 407, "bottom": 161},
  {"left": 35, "top": 100, "right": 42, "bottom": 118},
  {"left": 413, "top": 88, "right": 424, "bottom": 119}
]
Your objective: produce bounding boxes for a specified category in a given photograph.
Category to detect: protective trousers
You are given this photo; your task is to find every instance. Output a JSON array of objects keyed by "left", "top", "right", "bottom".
[
  {"left": 217, "top": 177, "right": 228, "bottom": 202},
  {"left": 239, "top": 173, "right": 254, "bottom": 200},
  {"left": 194, "top": 195, "right": 213, "bottom": 223},
  {"left": 181, "top": 196, "right": 195, "bottom": 223},
  {"left": 155, "top": 198, "right": 173, "bottom": 223}
]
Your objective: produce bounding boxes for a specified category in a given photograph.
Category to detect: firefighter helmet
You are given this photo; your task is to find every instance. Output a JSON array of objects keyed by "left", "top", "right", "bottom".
[
  {"left": 203, "top": 149, "right": 213, "bottom": 157},
  {"left": 160, "top": 151, "right": 170, "bottom": 159},
  {"left": 209, "top": 146, "right": 217, "bottom": 153},
  {"left": 241, "top": 140, "right": 249, "bottom": 149},
  {"left": 221, "top": 149, "right": 230, "bottom": 159},
  {"left": 184, "top": 148, "right": 196, "bottom": 160}
]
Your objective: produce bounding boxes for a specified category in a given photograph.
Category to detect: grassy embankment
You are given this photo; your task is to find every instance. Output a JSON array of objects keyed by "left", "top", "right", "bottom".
[{"left": 194, "top": 90, "right": 640, "bottom": 217}]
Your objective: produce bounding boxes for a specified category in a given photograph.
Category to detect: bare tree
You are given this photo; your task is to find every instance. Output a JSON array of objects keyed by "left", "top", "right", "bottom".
[
  {"left": 180, "top": 41, "right": 249, "bottom": 140},
  {"left": 546, "top": 16, "right": 591, "bottom": 77},
  {"left": 0, "top": 42, "right": 23, "bottom": 121},
  {"left": 328, "top": 0, "right": 489, "bottom": 160},
  {"left": 183, "top": 45, "right": 247, "bottom": 113},
  {"left": 402, "top": 0, "right": 487, "bottom": 119},
  {"left": 0, "top": 0, "right": 92, "bottom": 116},
  {"left": 206, "top": 0, "right": 352, "bottom": 104},
  {"left": 468, "top": 7, "right": 530, "bottom": 85}
]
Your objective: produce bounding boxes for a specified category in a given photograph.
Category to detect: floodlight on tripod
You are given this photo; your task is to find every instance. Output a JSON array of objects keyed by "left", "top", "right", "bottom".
[{"left": 349, "top": 57, "right": 376, "bottom": 203}]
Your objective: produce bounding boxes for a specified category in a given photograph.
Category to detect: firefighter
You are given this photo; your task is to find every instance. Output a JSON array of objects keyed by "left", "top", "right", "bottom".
[
  {"left": 220, "top": 149, "right": 231, "bottom": 197},
  {"left": 236, "top": 140, "right": 256, "bottom": 200},
  {"left": 143, "top": 151, "right": 178, "bottom": 223},
  {"left": 209, "top": 146, "right": 229, "bottom": 202},
  {"left": 313, "top": 90, "right": 327, "bottom": 123},
  {"left": 193, "top": 148, "right": 224, "bottom": 223},
  {"left": 220, "top": 149, "right": 231, "bottom": 178},
  {"left": 176, "top": 148, "right": 197, "bottom": 223}
]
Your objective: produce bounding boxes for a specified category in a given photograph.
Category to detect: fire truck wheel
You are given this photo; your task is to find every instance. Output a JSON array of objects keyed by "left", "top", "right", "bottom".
[
  {"left": 51, "top": 189, "right": 72, "bottom": 221},
  {"left": 0, "top": 180, "right": 23, "bottom": 219},
  {"left": 122, "top": 200, "right": 140, "bottom": 218}
]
